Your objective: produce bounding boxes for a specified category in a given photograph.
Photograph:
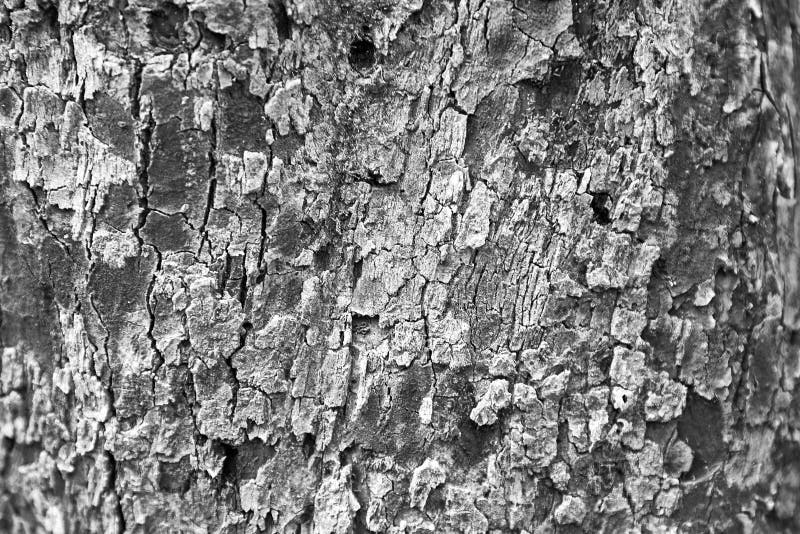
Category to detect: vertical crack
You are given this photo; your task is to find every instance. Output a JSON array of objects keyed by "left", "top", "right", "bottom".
[
  {"left": 129, "top": 59, "right": 164, "bottom": 398},
  {"left": 86, "top": 297, "right": 126, "bottom": 532},
  {"left": 146, "top": 246, "right": 165, "bottom": 382},
  {"left": 238, "top": 249, "right": 248, "bottom": 309},
  {"left": 227, "top": 321, "right": 251, "bottom": 425},
  {"left": 198, "top": 101, "right": 218, "bottom": 254},
  {"left": 105, "top": 450, "right": 127, "bottom": 533},
  {"left": 785, "top": 104, "right": 799, "bottom": 197},
  {"left": 131, "top": 59, "right": 154, "bottom": 243}
]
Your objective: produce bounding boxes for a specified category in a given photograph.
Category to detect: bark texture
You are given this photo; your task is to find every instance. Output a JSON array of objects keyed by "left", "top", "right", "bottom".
[{"left": 0, "top": 0, "right": 799, "bottom": 532}]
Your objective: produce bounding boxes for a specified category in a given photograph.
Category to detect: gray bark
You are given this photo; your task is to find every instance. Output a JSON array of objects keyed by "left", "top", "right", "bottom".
[{"left": 0, "top": 0, "right": 798, "bottom": 532}]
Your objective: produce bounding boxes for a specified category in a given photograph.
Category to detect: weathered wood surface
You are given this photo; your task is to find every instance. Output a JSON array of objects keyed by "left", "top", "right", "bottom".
[{"left": 0, "top": 0, "right": 799, "bottom": 532}]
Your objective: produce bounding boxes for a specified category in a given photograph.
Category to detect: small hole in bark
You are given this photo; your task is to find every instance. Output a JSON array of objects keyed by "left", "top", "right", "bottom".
[
  {"left": 353, "top": 257, "right": 363, "bottom": 282},
  {"left": 590, "top": 192, "right": 612, "bottom": 225},
  {"left": 218, "top": 442, "right": 238, "bottom": 482},
  {"left": 302, "top": 433, "right": 316, "bottom": 458},
  {"left": 349, "top": 29, "right": 376, "bottom": 70},
  {"left": 240, "top": 321, "right": 253, "bottom": 339}
]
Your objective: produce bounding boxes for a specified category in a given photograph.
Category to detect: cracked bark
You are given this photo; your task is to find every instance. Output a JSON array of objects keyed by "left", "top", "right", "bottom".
[{"left": 0, "top": 0, "right": 799, "bottom": 533}]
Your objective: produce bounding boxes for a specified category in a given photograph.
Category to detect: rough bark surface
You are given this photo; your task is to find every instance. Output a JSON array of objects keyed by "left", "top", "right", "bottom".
[{"left": 0, "top": 0, "right": 799, "bottom": 532}]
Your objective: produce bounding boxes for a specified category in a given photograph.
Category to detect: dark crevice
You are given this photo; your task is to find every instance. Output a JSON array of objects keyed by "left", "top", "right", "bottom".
[
  {"left": 219, "top": 251, "right": 232, "bottom": 297},
  {"left": 351, "top": 170, "right": 394, "bottom": 188},
  {"left": 145, "top": 246, "right": 165, "bottom": 393},
  {"left": 254, "top": 202, "right": 269, "bottom": 284},
  {"left": 348, "top": 27, "right": 376, "bottom": 71},
  {"left": 224, "top": 321, "right": 250, "bottom": 435},
  {"left": 352, "top": 256, "right": 363, "bottom": 285},
  {"left": 217, "top": 441, "right": 239, "bottom": 484},
  {"left": 131, "top": 60, "right": 154, "bottom": 244},
  {"left": 105, "top": 451, "right": 127, "bottom": 532},
  {"left": 269, "top": 0, "right": 292, "bottom": 41},
  {"left": 301, "top": 433, "right": 316, "bottom": 459},
  {"left": 589, "top": 191, "right": 612, "bottom": 225},
  {"left": 198, "top": 108, "right": 218, "bottom": 253},
  {"left": 238, "top": 252, "right": 249, "bottom": 309}
]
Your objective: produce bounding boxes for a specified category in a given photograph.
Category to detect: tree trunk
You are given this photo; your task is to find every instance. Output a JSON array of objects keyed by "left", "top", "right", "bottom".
[{"left": 0, "top": 0, "right": 798, "bottom": 532}]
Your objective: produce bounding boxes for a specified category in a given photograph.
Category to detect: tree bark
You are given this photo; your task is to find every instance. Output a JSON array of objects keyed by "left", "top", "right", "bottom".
[{"left": 0, "top": 0, "right": 798, "bottom": 532}]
